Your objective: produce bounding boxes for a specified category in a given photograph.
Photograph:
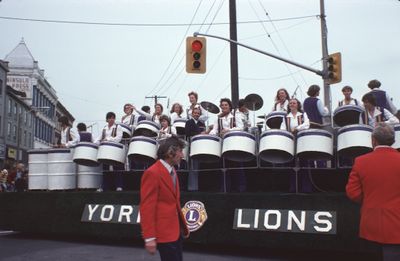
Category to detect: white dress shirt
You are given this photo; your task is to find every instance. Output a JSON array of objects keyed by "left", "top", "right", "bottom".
[{"left": 60, "top": 127, "right": 80, "bottom": 147}]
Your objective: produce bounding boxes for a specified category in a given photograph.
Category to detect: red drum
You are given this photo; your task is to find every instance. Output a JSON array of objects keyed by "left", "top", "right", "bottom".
[
  {"left": 222, "top": 131, "right": 256, "bottom": 162},
  {"left": 393, "top": 124, "right": 400, "bottom": 151},
  {"left": 28, "top": 149, "right": 49, "bottom": 190},
  {"left": 266, "top": 111, "right": 286, "bottom": 129},
  {"left": 128, "top": 136, "right": 158, "bottom": 163},
  {"left": 133, "top": 120, "right": 160, "bottom": 138},
  {"left": 173, "top": 119, "right": 187, "bottom": 136},
  {"left": 296, "top": 129, "right": 333, "bottom": 160},
  {"left": 72, "top": 142, "right": 99, "bottom": 167},
  {"left": 190, "top": 134, "right": 221, "bottom": 163},
  {"left": 333, "top": 105, "right": 364, "bottom": 127},
  {"left": 97, "top": 141, "right": 126, "bottom": 166},
  {"left": 119, "top": 123, "right": 133, "bottom": 139},
  {"left": 337, "top": 124, "right": 373, "bottom": 157},
  {"left": 259, "top": 130, "right": 294, "bottom": 163}
]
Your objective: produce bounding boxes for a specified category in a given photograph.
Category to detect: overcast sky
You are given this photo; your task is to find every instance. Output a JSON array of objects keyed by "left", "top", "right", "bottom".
[{"left": 1, "top": 0, "right": 399, "bottom": 136}]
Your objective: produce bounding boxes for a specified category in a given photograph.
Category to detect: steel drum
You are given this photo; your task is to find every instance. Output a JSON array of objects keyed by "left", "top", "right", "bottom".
[
  {"left": 266, "top": 111, "right": 286, "bottom": 129},
  {"left": 97, "top": 141, "right": 126, "bottom": 166},
  {"left": 259, "top": 130, "right": 294, "bottom": 163},
  {"left": 333, "top": 105, "right": 364, "bottom": 127},
  {"left": 128, "top": 136, "right": 158, "bottom": 163},
  {"left": 133, "top": 120, "right": 160, "bottom": 138},
  {"left": 47, "top": 148, "right": 76, "bottom": 190},
  {"left": 190, "top": 134, "right": 222, "bottom": 163},
  {"left": 28, "top": 149, "right": 49, "bottom": 190},
  {"left": 73, "top": 142, "right": 99, "bottom": 166},
  {"left": 222, "top": 131, "right": 256, "bottom": 162},
  {"left": 296, "top": 129, "right": 333, "bottom": 160},
  {"left": 337, "top": 124, "right": 373, "bottom": 157}
]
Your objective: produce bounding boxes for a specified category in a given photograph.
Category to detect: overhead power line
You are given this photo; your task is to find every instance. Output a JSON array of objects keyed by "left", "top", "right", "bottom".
[{"left": 0, "top": 15, "right": 319, "bottom": 27}]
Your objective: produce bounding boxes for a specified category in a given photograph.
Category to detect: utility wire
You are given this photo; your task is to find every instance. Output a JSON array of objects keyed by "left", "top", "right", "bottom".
[
  {"left": 0, "top": 15, "right": 319, "bottom": 27},
  {"left": 145, "top": 0, "right": 203, "bottom": 96}
]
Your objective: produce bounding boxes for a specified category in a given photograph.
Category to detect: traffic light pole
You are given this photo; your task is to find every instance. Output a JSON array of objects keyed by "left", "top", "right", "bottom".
[
  {"left": 194, "top": 32, "right": 324, "bottom": 77},
  {"left": 319, "top": 0, "right": 331, "bottom": 115},
  {"left": 229, "top": 0, "right": 239, "bottom": 109}
]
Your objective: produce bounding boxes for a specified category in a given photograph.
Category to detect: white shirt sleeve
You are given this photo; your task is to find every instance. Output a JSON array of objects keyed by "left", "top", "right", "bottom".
[
  {"left": 383, "top": 109, "right": 400, "bottom": 124},
  {"left": 317, "top": 99, "right": 329, "bottom": 116},
  {"left": 297, "top": 113, "right": 310, "bottom": 131},
  {"left": 66, "top": 128, "right": 80, "bottom": 147}
]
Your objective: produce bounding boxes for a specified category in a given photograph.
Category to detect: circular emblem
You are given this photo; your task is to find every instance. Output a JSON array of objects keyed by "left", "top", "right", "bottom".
[{"left": 182, "top": 201, "right": 208, "bottom": 232}]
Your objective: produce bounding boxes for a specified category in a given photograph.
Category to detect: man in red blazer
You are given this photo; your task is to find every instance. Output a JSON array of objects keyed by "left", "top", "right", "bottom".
[
  {"left": 346, "top": 122, "right": 400, "bottom": 260},
  {"left": 140, "top": 136, "right": 189, "bottom": 261}
]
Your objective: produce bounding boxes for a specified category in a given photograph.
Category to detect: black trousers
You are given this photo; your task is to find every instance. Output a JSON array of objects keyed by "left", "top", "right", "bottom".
[
  {"left": 157, "top": 236, "right": 183, "bottom": 261},
  {"left": 382, "top": 244, "right": 400, "bottom": 261}
]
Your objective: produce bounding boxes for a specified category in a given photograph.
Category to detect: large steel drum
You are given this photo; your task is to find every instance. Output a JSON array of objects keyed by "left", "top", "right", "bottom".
[
  {"left": 337, "top": 124, "right": 373, "bottom": 157},
  {"left": 190, "top": 134, "right": 221, "bottom": 163},
  {"left": 259, "top": 129, "right": 294, "bottom": 163},
  {"left": 128, "top": 136, "right": 158, "bottom": 163},
  {"left": 222, "top": 131, "right": 256, "bottom": 162},
  {"left": 28, "top": 149, "right": 49, "bottom": 190},
  {"left": 47, "top": 148, "right": 76, "bottom": 190},
  {"left": 296, "top": 129, "right": 333, "bottom": 160}
]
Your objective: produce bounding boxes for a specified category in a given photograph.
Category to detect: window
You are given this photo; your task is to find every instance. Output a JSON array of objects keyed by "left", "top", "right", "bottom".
[
  {"left": 8, "top": 98, "right": 12, "bottom": 114},
  {"left": 23, "top": 130, "right": 27, "bottom": 146},
  {"left": 0, "top": 79, "right": 3, "bottom": 95},
  {"left": 13, "top": 125, "right": 17, "bottom": 141},
  {"left": 7, "top": 122, "right": 11, "bottom": 136}
]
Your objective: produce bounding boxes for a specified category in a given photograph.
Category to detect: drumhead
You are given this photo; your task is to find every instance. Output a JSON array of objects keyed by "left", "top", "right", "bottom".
[
  {"left": 266, "top": 112, "right": 286, "bottom": 129},
  {"left": 333, "top": 105, "right": 364, "bottom": 127}
]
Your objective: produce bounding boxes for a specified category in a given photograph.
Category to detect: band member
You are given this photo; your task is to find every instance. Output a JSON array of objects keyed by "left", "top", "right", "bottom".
[
  {"left": 170, "top": 102, "right": 184, "bottom": 124},
  {"left": 367, "top": 79, "right": 397, "bottom": 114},
  {"left": 209, "top": 98, "right": 243, "bottom": 136},
  {"left": 140, "top": 136, "right": 190, "bottom": 260},
  {"left": 281, "top": 98, "right": 313, "bottom": 193},
  {"left": 361, "top": 93, "right": 399, "bottom": 127},
  {"left": 272, "top": 88, "right": 290, "bottom": 112},
  {"left": 94, "top": 112, "right": 124, "bottom": 192},
  {"left": 186, "top": 91, "right": 208, "bottom": 122},
  {"left": 303, "top": 84, "right": 329, "bottom": 128},
  {"left": 152, "top": 103, "right": 163, "bottom": 124},
  {"left": 158, "top": 115, "right": 177, "bottom": 140},
  {"left": 57, "top": 116, "right": 79, "bottom": 148},
  {"left": 235, "top": 99, "right": 251, "bottom": 132},
  {"left": 338, "top": 86, "right": 359, "bottom": 107},
  {"left": 77, "top": 122, "right": 93, "bottom": 142},
  {"left": 210, "top": 98, "right": 245, "bottom": 192},
  {"left": 121, "top": 103, "right": 152, "bottom": 129},
  {"left": 184, "top": 107, "right": 206, "bottom": 191}
]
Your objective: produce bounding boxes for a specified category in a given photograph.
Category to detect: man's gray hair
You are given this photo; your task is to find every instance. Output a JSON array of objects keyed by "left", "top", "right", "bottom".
[{"left": 372, "top": 122, "right": 395, "bottom": 146}]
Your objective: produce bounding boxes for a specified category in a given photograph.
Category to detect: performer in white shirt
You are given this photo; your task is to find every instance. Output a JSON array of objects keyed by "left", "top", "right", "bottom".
[
  {"left": 169, "top": 102, "right": 184, "bottom": 124},
  {"left": 337, "top": 86, "right": 359, "bottom": 107},
  {"left": 361, "top": 93, "right": 399, "bottom": 127},
  {"left": 57, "top": 116, "right": 79, "bottom": 148},
  {"left": 121, "top": 103, "right": 152, "bottom": 130},
  {"left": 94, "top": 112, "right": 124, "bottom": 192},
  {"left": 186, "top": 91, "right": 208, "bottom": 123},
  {"left": 209, "top": 98, "right": 243, "bottom": 136},
  {"left": 272, "top": 88, "right": 290, "bottom": 112}
]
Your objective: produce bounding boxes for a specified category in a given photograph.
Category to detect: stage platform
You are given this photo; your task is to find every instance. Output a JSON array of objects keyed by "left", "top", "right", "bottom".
[{"left": 0, "top": 189, "right": 380, "bottom": 255}]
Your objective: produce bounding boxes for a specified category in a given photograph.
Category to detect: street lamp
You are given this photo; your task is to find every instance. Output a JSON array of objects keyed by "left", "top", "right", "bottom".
[{"left": 16, "top": 106, "right": 50, "bottom": 162}]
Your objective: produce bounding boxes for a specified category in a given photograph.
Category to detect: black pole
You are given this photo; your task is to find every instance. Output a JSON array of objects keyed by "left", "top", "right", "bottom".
[{"left": 229, "top": 0, "right": 239, "bottom": 108}]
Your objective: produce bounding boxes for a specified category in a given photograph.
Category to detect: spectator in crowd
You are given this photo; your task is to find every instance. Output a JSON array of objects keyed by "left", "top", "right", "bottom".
[
  {"left": 0, "top": 169, "right": 8, "bottom": 192},
  {"left": 14, "top": 163, "right": 27, "bottom": 192},
  {"left": 346, "top": 123, "right": 400, "bottom": 260}
]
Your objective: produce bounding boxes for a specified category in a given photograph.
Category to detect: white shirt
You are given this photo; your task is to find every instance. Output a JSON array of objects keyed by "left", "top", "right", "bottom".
[
  {"left": 234, "top": 109, "right": 250, "bottom": 130},
  {"left": 186, "top": 104, "right": 208, "bottom": 123},
  {"left": 157, "top": 126, "right": 177, "bottom": 140},
  {"left": 280, "top": 111, "right": 310, "bottom": 132},
  {"left": 60, "top": 127, "right": 79, "bottom": 147},
  {"left": 209, "top": 112, "right": 243, "bottom": 136},
  {"left": 360, "top": 107, "right": 399, "bottom": 127},
  {"left": 337, "top": 98, "right": 359, "bottom": 107},
  {"left": 369, "top": 88, "right": 397, "bottom": 114},
  {"left": 272, "top": 100, "right": 289, "bottom": 112},
  {"left": 94, "top": 123, "right": 123, "bottom": 145},
  {"left": 170, "top": 112, "right": 182, "bottom": 124}
]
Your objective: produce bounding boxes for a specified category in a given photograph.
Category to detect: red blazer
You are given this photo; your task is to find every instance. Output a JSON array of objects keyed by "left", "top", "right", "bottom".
[
  {"left": 140, "top": 160, "right": 189, "bottom": 243},
  {"left": 346, "top": 147, "right": 400, "bottom": 244}
]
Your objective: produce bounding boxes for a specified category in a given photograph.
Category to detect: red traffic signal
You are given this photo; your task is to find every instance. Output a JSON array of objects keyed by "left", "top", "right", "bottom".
[{"left": 186, "top": 37, "right": 206, "bottom": 74}]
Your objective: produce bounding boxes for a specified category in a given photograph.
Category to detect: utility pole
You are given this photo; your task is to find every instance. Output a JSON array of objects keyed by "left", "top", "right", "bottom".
[
  {"left": 229, "top": 0, "right": 239, "bottom": 109},
  {"left": 145, "top": 95, "right": 167, "bottom": 106},
  {"left": 319, "top": 0, "right": 331, "bottom": 114}
]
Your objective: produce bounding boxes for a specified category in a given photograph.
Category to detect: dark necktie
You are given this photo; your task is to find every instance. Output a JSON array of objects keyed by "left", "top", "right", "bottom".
[{"left": 170, "top": 169, "right": 176, "bottom": 189}]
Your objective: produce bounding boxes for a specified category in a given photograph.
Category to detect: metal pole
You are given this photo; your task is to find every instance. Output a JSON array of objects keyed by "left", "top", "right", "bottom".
[
  {"left": 194, "top": 32, "right": 323, "bottom": 76},
  {"left": 320, "top": 0, "right": 331, "bottom": 114},
  {"left": 229, "top": 0, "right": 239, "bottom": 108}
]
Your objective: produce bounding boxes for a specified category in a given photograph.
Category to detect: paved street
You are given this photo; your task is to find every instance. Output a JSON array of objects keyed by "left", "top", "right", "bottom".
[{"left": 0, "top": 231, "right": 379, "bottom": 261}]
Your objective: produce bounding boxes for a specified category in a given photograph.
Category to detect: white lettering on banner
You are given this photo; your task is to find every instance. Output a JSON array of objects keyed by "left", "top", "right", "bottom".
[
  {"left": 87, "top": 204, "right": 99, "bottom": 221},
  {"left": 254, "top": 209, "right": 259, "bottom": 229},
  {"left": 118, "top": 206, "right": 133, "bottom": 223},
  {"left": 100, "top": 205, "right": 114, "bottom": 222},
  {"left": 313, "top": 212, "right": 333, "bottom": 232},
  {"left": 233, "top": 208, "right": 337, "bottom": 234},
  {"left": 236, "top": 209, "right": 250, "bottom": 228},
  {"left": 287, "top": 210, "right": 305, "bottom": 231},
  {"left": 264, "top": 210, "right": 281, "bottom": 229}
]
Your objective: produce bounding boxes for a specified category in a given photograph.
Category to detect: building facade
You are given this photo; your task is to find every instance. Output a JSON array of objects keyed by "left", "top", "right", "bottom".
[
  {"left": 0, "top": 60, "right": 9, "bottom": 168},
  {"left": 4, "top": 39, "right": 74, "bottom": 151}
]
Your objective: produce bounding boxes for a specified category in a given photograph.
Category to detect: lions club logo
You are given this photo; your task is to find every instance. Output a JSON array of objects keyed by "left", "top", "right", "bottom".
[{"left": 182, "top": 201, "right": 207, "bottom": 232}]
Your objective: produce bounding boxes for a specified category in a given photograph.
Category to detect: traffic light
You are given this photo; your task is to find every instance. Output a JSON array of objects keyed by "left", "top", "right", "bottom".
[
  {"left": 186, "top": 36, "right": 206, "bottom": 74},
  {"left": 327, "top": 52, "right": 342, "bottom": 84}
]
